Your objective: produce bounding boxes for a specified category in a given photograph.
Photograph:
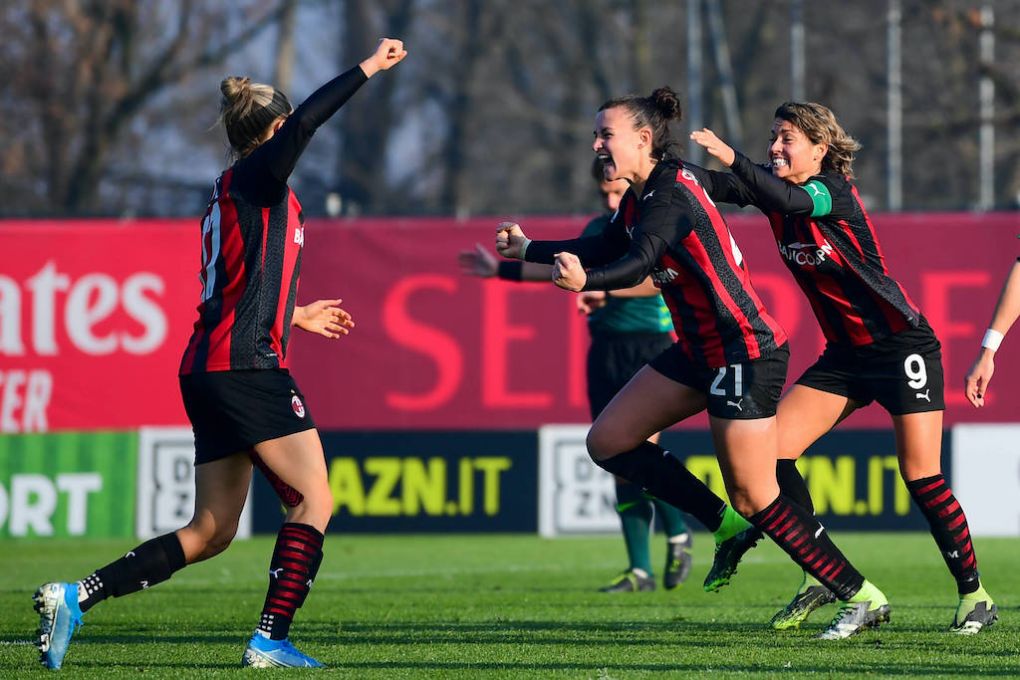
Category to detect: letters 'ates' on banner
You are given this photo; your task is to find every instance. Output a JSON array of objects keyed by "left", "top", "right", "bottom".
[
  {"left": 0, "top": 431, "right": 136, "bottom": 538},
  {"left": 1, "top": 214, "right": 1017, "bottom": 431},
  {"left": 251, "top": 431, "right": 538, "bottom": 534},
  {"left": 538, "top": 425, "right": 938, "bottom": 537}
]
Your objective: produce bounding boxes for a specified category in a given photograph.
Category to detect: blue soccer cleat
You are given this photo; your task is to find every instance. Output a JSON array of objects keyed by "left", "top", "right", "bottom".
[
  {"left": 33, "top": 582, "right": 84, "bottom": 670},
  {"left": 242, "top": 632, "right": 324, "bottom": 668}
]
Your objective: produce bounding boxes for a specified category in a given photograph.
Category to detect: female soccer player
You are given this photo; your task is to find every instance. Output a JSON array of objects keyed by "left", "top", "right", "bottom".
[
  {"left": 965, "top": 259, "right": 1020, "bottom": 407},
  {"left": 461, "top": 160, "right": 694, "bottom": 593},
  {"left": 33, "top": 38, "right": 407, "bottom": 670},
  {"left": 691, "top": 101, "right": 996, "bottom": 635},
  {"left": 498, "top": 87, "right": 889, "bottom": 640}
]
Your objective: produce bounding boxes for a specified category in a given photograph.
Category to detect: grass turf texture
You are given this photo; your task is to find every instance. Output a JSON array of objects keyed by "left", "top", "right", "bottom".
[{"left": 1, "top": 534, "right": 1016, "bottom": 678}]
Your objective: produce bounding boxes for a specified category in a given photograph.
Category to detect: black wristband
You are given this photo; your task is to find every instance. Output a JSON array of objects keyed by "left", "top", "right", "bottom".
[{"left": 497, "top": 261, "right": 524, "bottom": 281}]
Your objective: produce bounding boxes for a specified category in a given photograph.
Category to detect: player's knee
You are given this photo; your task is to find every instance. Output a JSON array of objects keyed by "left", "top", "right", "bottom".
[
  {"left": 204, "top": 526, "right": 237, "bottom": 558},
  {"left": 183, "top": 516, "right": 238, "bottom": 560},
  {"left": 309, "top": 491, "right": 334, "bottom": 523},
  {"left": 586, "top": 424, "right": 618, "bottom": 462},
  {"left": 287, "top": 487, "right": 333, "bottom": 530},
  {"left": 726, "top": 486, "right": 766, "bottom": 518}
]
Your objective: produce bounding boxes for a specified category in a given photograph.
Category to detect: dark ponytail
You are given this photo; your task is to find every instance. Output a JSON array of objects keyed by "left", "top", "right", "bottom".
[{"left": 599, "top": 86, "right": 683, "bottom": 160}]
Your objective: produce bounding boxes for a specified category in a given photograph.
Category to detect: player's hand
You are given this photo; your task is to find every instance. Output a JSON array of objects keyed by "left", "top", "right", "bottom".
[
  {"left": 293, "top": 299, "right": 354, "bottom": 339},
  {"left": 458, "top": 243, "right": 498, "bottom": 278},
  {"left": 553, "top": 252, "right": 586, "bottom": 292},
  {"left": 690, "top": 128, "right": 736, "bottom": 167},
  {"left": 496, "top": 221, "right": 530, "bottom": 260},
  {"left": 362, "top": 38, "right": 407, "bottom": 77},
  {"left": 964, "top": 349, "right": 995, "bottom": 408},
  {"left": 576, "top": 290, "right": 607, "bottom": 315}
]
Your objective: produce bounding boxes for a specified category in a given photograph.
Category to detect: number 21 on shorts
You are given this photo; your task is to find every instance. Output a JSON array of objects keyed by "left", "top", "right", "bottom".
[{"left": 710, "top": 364, "right": 743, "bottom": 398}]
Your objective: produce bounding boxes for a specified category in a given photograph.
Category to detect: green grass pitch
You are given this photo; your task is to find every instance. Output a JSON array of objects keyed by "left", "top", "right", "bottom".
[{"left": 1, "top": 533, "right": 1016, "bottom": 678}]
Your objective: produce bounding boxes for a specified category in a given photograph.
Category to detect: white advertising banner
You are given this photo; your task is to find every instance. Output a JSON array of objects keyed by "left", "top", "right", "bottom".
[
  {"left": 951, "top": 424, "right": 1020, "bottom": 537},
  {"left": 137, "top": 427, "right": 252, "bottom": 540},
  {"left": 538, "top": 424, "right": 619, "bottom": 537}
]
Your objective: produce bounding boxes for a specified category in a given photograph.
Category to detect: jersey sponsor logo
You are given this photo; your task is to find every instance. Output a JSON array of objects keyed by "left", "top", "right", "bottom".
[
  {"left": 777, "top": 239, "right": 834, "bottom": 267},
  {"left": 291, "top": 395, "right": 306, "bottom": 418},
  {"left": 651, "top": 266, "right": 680, "bottom": 285},
  {"left": 293, "top": 225, "right": 305, "bottom": 247}
]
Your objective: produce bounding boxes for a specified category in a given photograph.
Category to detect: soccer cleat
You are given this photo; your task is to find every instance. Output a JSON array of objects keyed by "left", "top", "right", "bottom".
[
  {"left": 663, "top": 534, "right": 693, "bottom": 590},
  {"left": 770, "top": 573, "right": 837, "bottom": 630},
  {"left": 816, "top": 583, "right": 890, "bottom": 640},
  {"left": 34, "top": 582, "right": 84, "bottom": 670},
  {"left": 950, "top": 594, "right": 998, "bottom": 635},
  {"left": 242, "top": 632, "right": 325, "bottom": 668},
  {"left": 703, "top": 527, "right": 762, "bottom": 592},
  {"left": 599, "top": 569, "right": 656, "bottom": 593}
]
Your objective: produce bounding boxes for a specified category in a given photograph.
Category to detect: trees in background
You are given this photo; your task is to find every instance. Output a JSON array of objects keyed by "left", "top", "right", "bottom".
[{"left": 1, "top": 0, "right": 1017, "bottom": 217}]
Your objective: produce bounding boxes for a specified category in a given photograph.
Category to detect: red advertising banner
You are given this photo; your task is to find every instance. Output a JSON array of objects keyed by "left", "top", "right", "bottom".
[
  {"left": 0, "top": 221, "right": 196, "bottom": 431},
  {"left": 1, "top": 213, "right": 1018, "bottom": 432}
]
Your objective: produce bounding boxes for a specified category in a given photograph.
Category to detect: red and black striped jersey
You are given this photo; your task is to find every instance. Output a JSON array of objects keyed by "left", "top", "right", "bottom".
[
  {"left": 179, "top": 65, "right": 369, "bottom": 375},
  {"left": 715, "top": 155, "right": 921, "bottom": 347},
  {"left": 179, "top": 168, "right": 305, "bottom": 374},
  {"left": 525, "top": 159, "right": 787, "bottom": 368}
]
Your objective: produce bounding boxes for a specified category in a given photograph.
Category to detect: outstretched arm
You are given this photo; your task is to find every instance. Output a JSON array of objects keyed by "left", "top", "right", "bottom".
[
  {"left": 690, "top": 128, "right": 818, "bottom": 215},
  {"left": 495, "top": 221, "right": 627, "bottom": 268},
  {"left": 965, "top": 260, "right": 1020, "bottom": 407},
  {"left": 256, "top": 38, "right": 407, "bottom": 183}
]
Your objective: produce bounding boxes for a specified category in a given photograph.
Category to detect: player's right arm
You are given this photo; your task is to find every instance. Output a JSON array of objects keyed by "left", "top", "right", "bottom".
[
  {"left": 495, "top": 221, "right": 627, "bottom": 267},
  {"left": 965, "top": 259, "right": 1020, "bottom": 407}
]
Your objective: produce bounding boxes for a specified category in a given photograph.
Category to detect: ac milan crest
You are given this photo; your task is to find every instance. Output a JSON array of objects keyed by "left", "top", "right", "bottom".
[{"left": 291, "top": 395, "right": 306, "bottom": 418}]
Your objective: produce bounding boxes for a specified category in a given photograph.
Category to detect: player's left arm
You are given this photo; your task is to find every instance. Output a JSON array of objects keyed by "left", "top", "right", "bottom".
[
  {"left": 606, "top": 277, "right": 660, "bottom": 298},
  {"left": 292, "top": 299, "right": 355, "bottom": 339},
  {"left": 965, "top": 259, "right": 1020, "bottom": 407}
]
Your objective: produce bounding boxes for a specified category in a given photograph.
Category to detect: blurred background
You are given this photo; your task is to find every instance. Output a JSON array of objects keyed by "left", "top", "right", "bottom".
[
  {"left": 1, "top": 0, "right": 1019, "bottom": 218},
  {"left": 1, "top": 1, "right": 1019, "bottom": 543}
]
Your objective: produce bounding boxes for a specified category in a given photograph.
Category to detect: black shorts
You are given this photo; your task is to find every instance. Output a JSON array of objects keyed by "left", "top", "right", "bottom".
[
  {"left": 649, "top": 343, "right": 789, "bottom": 420},
  {"left": 179, "top": 369, "right": 316, "bottom": 465},
  {"left": 587, "top": 332, "right": 674, "bottom": 419},
  {"left": 796, "top": 319, "right": 945, "bottom": 415}
]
